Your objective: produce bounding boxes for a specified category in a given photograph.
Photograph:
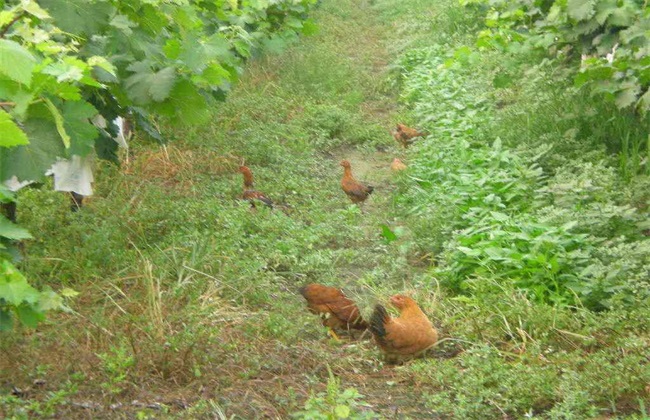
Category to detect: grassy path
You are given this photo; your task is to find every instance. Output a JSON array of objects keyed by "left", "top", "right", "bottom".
[
  {"left": 3, "top": 0, "right": 650, "bottom": 418},
  {"left": 2, "top": 0, "right": 444, "bottom": 418}
]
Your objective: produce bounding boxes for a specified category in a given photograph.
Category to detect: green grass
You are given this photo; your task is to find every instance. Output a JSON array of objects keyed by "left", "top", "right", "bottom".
[{"left": 2, "top": 0, "right": 649, "bottom": 418}]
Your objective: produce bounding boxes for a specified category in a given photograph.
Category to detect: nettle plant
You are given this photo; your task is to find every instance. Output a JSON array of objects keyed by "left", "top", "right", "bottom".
[
  {"left": 0, "top": 0, "right": 317, "bottom": 329},
  {"left": 463, "top": 0, "right": 650, "bottom": 113}
]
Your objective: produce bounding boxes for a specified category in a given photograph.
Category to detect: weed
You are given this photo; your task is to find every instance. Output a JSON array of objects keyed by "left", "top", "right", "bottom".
[
  {"left": 292, "top": 368, "right": 378, "bottom": 419},
  {"left": 97, "top": 342, "right": 135, "bottom": 397}
]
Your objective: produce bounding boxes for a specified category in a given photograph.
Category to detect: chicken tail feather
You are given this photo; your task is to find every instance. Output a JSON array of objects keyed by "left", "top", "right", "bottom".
[{"left": 370, "top": 304, "right": 389, "bottom": 342}]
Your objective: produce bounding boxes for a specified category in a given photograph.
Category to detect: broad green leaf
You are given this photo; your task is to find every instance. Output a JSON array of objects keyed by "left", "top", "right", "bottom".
[
  {"left": 620, "top": 19, "right": 650, "bottom": 44},
  {"left": 380, "top": 224, "right": 398, "bottom": 244},
  {"left": 206, "top": 34, "right": 236, "bottom": 63},
  {"left": 37, "top": 288, "right": 64, "bottom": 311},
  {"left": 233, "top": 40, "right": 251, "bottom": 58},
  {"left": 0, "top": 110, "right": 29, "bottom": 147},
  {"left": 567, "top": 0, "right": 596, "bottom": 21},
  {"left": 154, "top": 79, "right": 209, "bottom": 125},
  {"left": 87, "top": 56, "right": 116, "bottom": 76},
  {"left": 615, "top": 83, "right": 640, "bottom": 108},
  {"left": 0, "top": 40, "right": 36, "bottom": 86},
  {"left": 301, "top": 19, "right": 319, "bottom": 36},
  {"left": 249, "top": 0, "right": 269, "bottom": 10},
  {"left": 125, "top": 65, "right": 177, "bottom": 104},
  {"left": 0, "top": 103, "right": 66, "bottom": 183},
  {"left": 15, "top": 304, "right": 44, "bottom": 327},
  {"left": 0, "top": 184, "right": 14, "bottom": 202},
  {"left": 42, "top": 60, "right": 85, "bottom": 83},
  {"left": 110, "top": 14, "right": 136, "bottom": 35},
  {"left": 164, "top": 39, "right": 182, "bottom": 59},
  {"left": 263, "top": 35, "right": 289, "bottom": 55},
  {"left": 595, "top": 0, "right": 617, "bottom": 25},
  {"left": 38, "top": 0, "right": 114, "bottom": 36},
  {"left": 0, "top": 216, "right": 33, "bottom": 240},
  {"left": 0, "top": 261, "right": 40, "bottom": 305},
  {"left": 43, "top": 98, "right": 71, "bottom": 148},
  {"left": 201, "top": 63, "right": 231, "bottom": 86},
  {"left": 20, "top": 1, "right": 52, "bottom": 20},
  {"left": 0, "top": 308, "right": 12, "bottom": 331},
  {"left": 63, "top": 101, "right": 99, "bottom": 156},
  {"left": 608, "top": 4, "right": 636, "bottom": 27}
]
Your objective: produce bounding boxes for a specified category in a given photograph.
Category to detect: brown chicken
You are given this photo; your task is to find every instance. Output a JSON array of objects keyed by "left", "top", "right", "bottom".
[
  {"left": 390, "top": 158, "right": 407, "bottom": 172},
  {"left": 392, "top": 123, "right": 427, "bottom": 148},
  {"left": 299, "top": 283, "right": 368, "bottom": 339},
  {"left": 238, "top": 165, "right": 273, "bottom": 208},
  {"left": 340, "top": 160, "right": 374, "bottom": 204},
  {"left": 370, "top": 294, "right": 438, "bottom": 362},
  {"left": 239, "top": 165, "right": 255, "bottom": 188}
]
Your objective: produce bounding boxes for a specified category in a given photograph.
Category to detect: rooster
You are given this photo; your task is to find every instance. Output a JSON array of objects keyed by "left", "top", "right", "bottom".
[
  {"left": 370, "top": 294, "right": 438, "bottom": 362},
  {"left": 340, "top": 160, "right": 374, "bottom": 204},
  {"left": 238, "top": 165, "right": 273, "bottom": 208},
  {"left": 299, "top": 283, "right": 367, "bottom": 340},
  {"left": 392, "top": 123, "right": 427, "bottom": 148}
]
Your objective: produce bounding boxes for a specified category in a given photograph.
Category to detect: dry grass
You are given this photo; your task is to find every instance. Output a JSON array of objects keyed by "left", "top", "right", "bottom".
[{"left": 122, "top": 145, "right": 241, "bottom": 189}]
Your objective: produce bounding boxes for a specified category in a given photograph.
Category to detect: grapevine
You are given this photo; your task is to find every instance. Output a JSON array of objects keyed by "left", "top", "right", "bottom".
[{"left": 0, "top": 0, "right": 317, "bottom": 329}]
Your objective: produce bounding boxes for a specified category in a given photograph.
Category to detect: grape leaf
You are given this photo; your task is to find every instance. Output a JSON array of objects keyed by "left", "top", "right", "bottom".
[
  {"left": 110, "top": 14, "right": 136, "bottom": 35},
  {"left": 0, "top": 216, "right": 33, "bottom": 240},
  {"left": 63, "top": 101, "right": 99, "bottom": 156},
  {"left": 87, "top": 56, "right": 116, "bottom": 76},
  {"left": 125, "top": 65, "right": 177, "bottom": 104},
  {"left": 39, "top": 0, "right": 114, "bottom": 36},
  {"left": 594, "top": 0, "right": 617, "bottom": 25},
  {"left": 0, "top": 103, "right": 65, "bottom": 183},
  {"left": 615, "top": 83, "right": 640, "bottom": 108},
  {"left": 0, "top": 40, "right": 36, "bottom": 86},
  {"left": 20, "top": 1, "right": 52, "bottom": 20},
  {"left": 0, "top": 110, "right": 29, "bottom": 147},
  {"left": 37, "top": 288, "right": 64, "bottom": 311},
  {"left": 161, "top": 79, "right": 210, "bottom": 125},
  {"left": 567, "top": 0, "right": 596, "bottom": 21},
  {"left": 0, "top": 261, "right": 40, "bottom": 305},
  {"left": 608, "top": 4, "right": 636, "bottom": 27},
  {"left": 15, "top": 304, "right": 44, "bottom": 327},
  {"left": 201, "top": 63, "right": 231, "bottom": 87},
  {"left": 301, "top": 19, "right": 319, "bottom": 36},
  {"left": 43, "top": 98, "right": 71, "bottom": 148}
]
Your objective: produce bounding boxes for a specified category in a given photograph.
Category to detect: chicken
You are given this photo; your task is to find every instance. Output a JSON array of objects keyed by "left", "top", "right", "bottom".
[
  {"left": 392, "top": 123, "right": 427, "bottom": 148},
  {"left": 299, "top": 283, "right": 367, "bottom": 339},
  {"left": 239, "top": 165, "right": 255, "bottom": 189},
  {"left": 390, "top": 158, "right": 407, "bottom": 172},
  {"left": 370, "top": 294, "right": 438, "bottom": 362},
  {"left": 238, "top": 165, "right": 273, "bottom": 208},
  {"left": 340, "top": 160, "right": 374, "bottom": 204}
]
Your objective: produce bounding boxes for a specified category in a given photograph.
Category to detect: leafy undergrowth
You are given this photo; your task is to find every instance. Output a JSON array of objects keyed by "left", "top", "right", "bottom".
[
  {"left": 387, "top": 1, "right": 650, "bottom": 417},
  {"left": 2, "top": 0, "right": 650, "bottom": 419}
]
